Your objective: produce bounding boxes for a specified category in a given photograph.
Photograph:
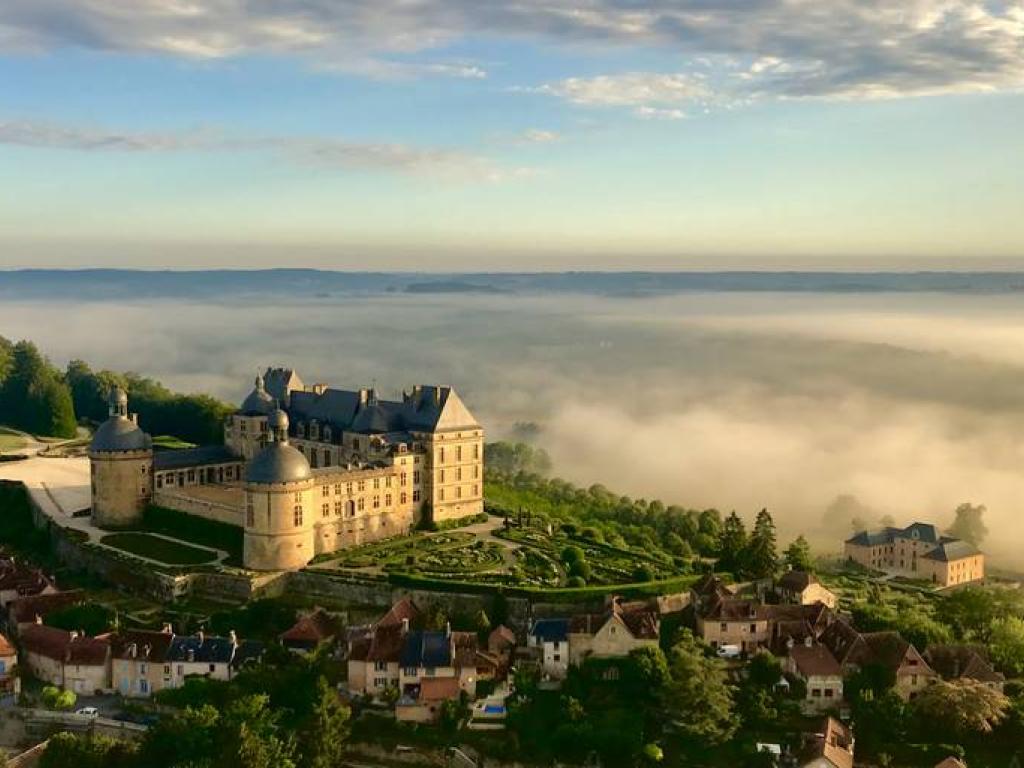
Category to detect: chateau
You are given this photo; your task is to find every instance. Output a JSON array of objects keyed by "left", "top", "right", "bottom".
[
  {"left": 89, "top": 368, "right": 484, "bottom": 571},
  {"left": 844, "top": 522, "right": 984, "bottom": 587}
]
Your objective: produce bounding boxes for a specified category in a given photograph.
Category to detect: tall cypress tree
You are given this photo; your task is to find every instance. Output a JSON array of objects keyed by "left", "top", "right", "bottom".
[
  {"left": 717, "top": 511, "right": 748, "bottom": 575},
  {"left": 745, "top": 508, "right": 779, "bottom": 579}
]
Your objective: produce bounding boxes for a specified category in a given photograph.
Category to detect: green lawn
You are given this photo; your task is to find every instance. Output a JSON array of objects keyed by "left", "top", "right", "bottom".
[
  {"left": 0, "top": 428, "right": 27, "bottom": 452},
  {"left": 141, "top": 505, "right": 243, "bottom": 562},
  {"left": 101, "top": 532, "right": 219, "bottom": 565},
  {"left": 152, "top": 435, "right": 198, "bottom": 450}
]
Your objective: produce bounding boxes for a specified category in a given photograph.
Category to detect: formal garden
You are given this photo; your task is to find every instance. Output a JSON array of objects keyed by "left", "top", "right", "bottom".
[{"left": 100, "top": 531, "right": 220, "bottom": 566}]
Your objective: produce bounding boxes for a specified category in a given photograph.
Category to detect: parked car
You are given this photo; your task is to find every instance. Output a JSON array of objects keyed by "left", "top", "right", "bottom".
[
  {"left": 716, "top": 644, "right": 742, "bottom": 659},
  {"left": 76, "top": 707, "right": 99, "bottom": 717}
]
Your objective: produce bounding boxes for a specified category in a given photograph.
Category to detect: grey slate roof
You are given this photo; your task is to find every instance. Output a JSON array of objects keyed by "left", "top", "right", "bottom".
[
  {"left": 153, "top": 445, "right": 238, "bottom": 471},
  {"left": 400, "top": 630, "right": 452, "bottom": 668},
  {"left": 240, "top": 382, "right": 275, "bottom": 416},
  {"left": 923, "top": 540, "right": 981, "bottom": 562},
  {"left": 90, "top": 416, "right": 152, "bottom": 453},
  {"left": 846, "top": 527, "right": 900, "bottom": 547},
  {"left": 530, "top": 618, "right": 569, "bottom": 643},
  {"left": 167, "top": 634, "right": 237, "bottom": 664},
  {"left": 245, "top": 442, "right": 311, "bottom": 485},
  {"left": 288, "top": 384, "right": 478, "bottom": 436}
]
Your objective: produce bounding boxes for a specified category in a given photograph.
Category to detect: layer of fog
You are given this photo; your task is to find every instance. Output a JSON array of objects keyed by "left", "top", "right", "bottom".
[{"left": 3, "top": 290, "right": 1024, "bottom": 565}]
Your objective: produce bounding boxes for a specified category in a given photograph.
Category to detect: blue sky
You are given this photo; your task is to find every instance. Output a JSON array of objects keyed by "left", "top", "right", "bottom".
[{"left": 1, "top": 2, "right": 1022, "bottom": 270}]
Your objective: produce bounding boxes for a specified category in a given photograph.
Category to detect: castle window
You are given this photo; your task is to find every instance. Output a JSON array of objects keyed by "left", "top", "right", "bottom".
[
  {"left": 413, "top": 471, "right": 421, "bottom": 484},
  {"left": 456, "top": 486, "right": 462, "bottom": 499},
  {"left": 294, "top": 492, "right": 302, "bottom": 502},
  {"left": 246, "top": 502, "right": 255, "bottom": 527},
  {"left": 322, "top": 503, "right": 330, "bottom": 518},
  {"left": 385, "top": 476, "right": 392, "bottom": 488},
  {"left": 373, "top": 478, "right": 380, "bottom": 490},
  {"left": 474, "top": 466, "right": 479, "bottom": 479},
  {"left": 358, "top": 481, "right": 366, "bottom": 492},
  {"left": 439, "top": 488, "right": 445, "bottom": 501},
  {"left": 439, "top": 448, "right": 445, "bottom": 464},
  {"left": 322, "top": 485, "right": 330, "bottom": 497},
  {"left": 401, "top": 473, "right": 407, "bottom": 486},
  {"left": 334, "top": 502, "right": 342, "bottom": 516},
  {"left": 413, "top": 490, "right": 421, "bottom": 503},
  {"left": 156, "top": 476, "right": 163, "bottom": 489},
  {"left": 346, "top": 483, "right": 353, "bottom": 495},
  {"left": 474, "top": 444, "right": 479, "bottom": 460},
  {"left": 385, "top": 494, "right": 392, "bottom": 506},
  {"left": 472, "top": 485, "right": 478, "bottom": 496},
  {"left": 373, "top": 496, "right": 380, "bottom": 509},
  {"left": 457, "top": 467, "right": 462, "bottom": 481},
  {"left": 334, "top": 484, "right": 342, "bottom": 496},
  {"left": 358, "top": 498, "right": 365, "bottom": 511},
  {"left": 293, "top": 505, "right": 303, "bottom": 527},
  {"left": 353, "top": 438, "right": 360, "bottom": 450},
  {"left": 457, "top": 446, "right": 462, "bottom": 462},
  {"left": 322, "top": 450, "right": 330, "bottom": 467},
  {"left": 439, "top": 469, "right": 445, "bottom": 483},
  {"left": 401, "top": 492, "right": 407, "bottom": 504}
]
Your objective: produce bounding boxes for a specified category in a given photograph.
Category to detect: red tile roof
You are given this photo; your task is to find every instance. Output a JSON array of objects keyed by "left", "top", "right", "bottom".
[
  {"left": 66, "top": 635, "right": 110, "bottom": 666},
  {"left": 375, "top": 598, "right": 420, "bottom": 630},
  {"left": 280, "top": 609, "right": 339, "bottom": 644},
  {"left": 0, "top": 632, "right": 15, "bottom": 657},
  {"left": 21, "top": 624, "right": 71, "bottom": 661},
  {"left": 419, "top": 677, "right": 460, "bottom": 702},
  {"left": 8, "top": 590, "right": 86, "bottom": 626},
  {"left": 788, "top": 644, "right": 842, "bottom": 678}
]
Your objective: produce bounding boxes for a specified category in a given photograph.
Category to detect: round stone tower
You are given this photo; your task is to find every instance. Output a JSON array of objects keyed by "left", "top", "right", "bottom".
[
  {"left": 89, "top": 386, "right": 153, "bottom": 528},
  {"left": 243, "top": 408, "right": 315, "bottom": 571}
]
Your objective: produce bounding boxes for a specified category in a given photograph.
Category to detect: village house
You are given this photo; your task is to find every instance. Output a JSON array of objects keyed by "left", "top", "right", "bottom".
[
  {"left": 110, "top": 627, "right": 175, "bottom": 698},
  {"left": 0, "top": 557, "right": 57, "bottom": 609},
  {"left": 844, "top": 522, "right": 984, "bottom": 587},
  {"left": 527, "top": 619, "right": 571, "bottom": 679},
  {"left": 19, "top": 623, "right": 111, "bottom": 694},
  {"left": 166, "top": 631, "right": 240, "bottom": 686},
  {"left": 820, "top": 620, "right": 937, "bottom": 700},
  {"left": 777, "top": 571, "right": 838, "bottom": 610},
  {"left": 5, "top": 590, "right": 86, "bottom": 637},
  {"left": 924, "top": 644, "right": 1005, "bottom": 692},
  {"left": 697, "top": 597, "right": 772, "bottom": 653},
  {"left": 567, "top": 599, "right": 661, "bottom": 666},
  {"left": 798, "top": 717, "right": 854, "bottom": 768},
  {"left": 347, "top": 598, "right": 421, "bottom": 696},
  {"left": 0, "top": 631, "right": 19, "bottom": 699},
  {"left": 784, "top": 641, "right": 844, "bottom": 712},
  {"left": 279, "top": 609, "right": 341, "bottom": 655}
]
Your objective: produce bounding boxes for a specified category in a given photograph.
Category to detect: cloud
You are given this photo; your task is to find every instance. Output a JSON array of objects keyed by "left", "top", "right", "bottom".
[
  {"left": 516, "top": 129, "right": 560, "bottom": 144},
  {"left": 0, "top": 119, "right": 527, "bottom": 181},
  {"left": 634, "top": 106, "right": 687, "bottom": 120},
  {"left": 1, "top": 2, "right": 1022, "bottom": 99},
  {"left": 528, "top": 72, "right": 709, "bottom": 107}
]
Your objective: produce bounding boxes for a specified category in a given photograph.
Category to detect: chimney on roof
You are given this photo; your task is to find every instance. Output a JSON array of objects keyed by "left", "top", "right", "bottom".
[
  {"left": 445, "top": 621, "right": 451, "bottom": 638},
  {"left": 358, "top": 388, "right": 369, "bottom": 407},
  {"left": 129, "top": 642, "right": 137, "bottom": 658},
  {"left": 401, "top": 617, "right": 409, "bottom": 635},
  {"left": 197, "top": 630, "right": 205, "bottom": 646},
  {"left": 162, "top": 623, "right": 173, "bottom": 635},
  {"left": 229, "top": 630, "right": 238, "bottom": 648},
  {"left": 143, "top": 643, "right": 151, "bottom": 658},
  {"left": 804, "top": 636, "right": 813, "bottom": 648}
]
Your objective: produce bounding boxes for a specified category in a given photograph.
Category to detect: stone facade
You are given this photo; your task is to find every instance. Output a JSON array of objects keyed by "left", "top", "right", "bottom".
[
  {"left": 90, "top": 446, "right": 152, "bottom": 527},
  {"left": 844, "top": 522, "right": 984, "bottom": 587}
]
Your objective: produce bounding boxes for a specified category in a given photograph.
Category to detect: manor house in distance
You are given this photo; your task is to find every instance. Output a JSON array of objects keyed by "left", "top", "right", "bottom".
[{"left": 89, "top": 368, "right": 483, "bottom": 571}]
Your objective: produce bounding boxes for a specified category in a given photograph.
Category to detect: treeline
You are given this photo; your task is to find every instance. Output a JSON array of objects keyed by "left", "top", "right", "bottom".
[
  {"left": 0, "top": 338, "right": 77, "bottom": 438},
  {"left": 0, "top": 336, "right": 234, "bottom": 444},
  {"left": 485, "top": 442, "right": 807, "bottom": 580}
]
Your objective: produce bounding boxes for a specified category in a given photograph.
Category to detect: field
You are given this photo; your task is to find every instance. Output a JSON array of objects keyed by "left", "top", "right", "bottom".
[{"left": 100, "top": 532, "right": 219, "bottom": 565}]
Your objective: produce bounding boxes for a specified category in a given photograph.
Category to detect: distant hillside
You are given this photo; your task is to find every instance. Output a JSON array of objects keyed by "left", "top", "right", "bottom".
[{"left": 2, "top": 269, "right": 1024, "bottom": 301}]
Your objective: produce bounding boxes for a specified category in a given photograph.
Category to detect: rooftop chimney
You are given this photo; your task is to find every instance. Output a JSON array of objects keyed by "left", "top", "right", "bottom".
[
  {"left": 162, "top": 622, "right": 173, "bottom": 635},
  {"left": 229, "top": 630, "right": 238, "bottom": 648},
  {"left": 401, "top": 617, "right": 409, "bottom": 634},
  {"left": 197, "top": 630, "right": 205, "bottom": 646}
]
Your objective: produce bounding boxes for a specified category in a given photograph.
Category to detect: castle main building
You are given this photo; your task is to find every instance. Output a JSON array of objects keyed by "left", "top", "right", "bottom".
[{"left": 89, "top": 368, "right": 484, "bottom": 571}]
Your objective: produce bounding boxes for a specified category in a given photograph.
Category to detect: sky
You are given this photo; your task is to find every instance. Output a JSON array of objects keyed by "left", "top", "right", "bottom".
[{"left": 1, "top": 1, "right": 1023, "bottom": 270}]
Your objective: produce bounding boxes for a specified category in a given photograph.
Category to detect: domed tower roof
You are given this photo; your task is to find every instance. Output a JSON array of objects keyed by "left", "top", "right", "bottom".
[
  {"left": 239, "top": 374, "right": 276, "bottom": 416},
  {"left": 91, "top": 387, "right": 151, "bottom": 453},
  {"left": 245, "top": 408, "right": 311, "bottom": 485}
]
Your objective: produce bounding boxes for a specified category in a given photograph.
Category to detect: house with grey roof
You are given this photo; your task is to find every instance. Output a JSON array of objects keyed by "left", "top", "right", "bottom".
[{"left": 844, "top": 522, "right": 984, "bottom": 587}]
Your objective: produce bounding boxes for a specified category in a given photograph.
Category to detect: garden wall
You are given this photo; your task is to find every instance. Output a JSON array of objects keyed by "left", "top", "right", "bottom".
[{"left": 153, "top": 488, "right": 241, "bottom": 526}]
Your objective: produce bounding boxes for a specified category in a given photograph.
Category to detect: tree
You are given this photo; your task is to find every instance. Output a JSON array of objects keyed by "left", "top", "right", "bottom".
[
  {"left": 717, "top": 512, "right": 748, "bottom": 575},
  {"left": 913, "top": 679, "right": 1009, "bottom": 736},
  {"left": 989, "top": 616, "right": 1024, "bottom": 677},
  {"left": 662, "top": 631, "right": 737, "bottom": 745},
  {"left": 300, "top": 677, "right": 350, "bottom": 768},
  {"left": 0, "top": 341, "right": 77, "bottom": 438},
  {"left": 744, "top": 508, "right": 778, "bottom": 579},
  {"left": 40, "top": 732, "right": 136, "bottom": 768},
  {"left": 947, "top": 502, "right": 989, "bottom": 547},
  {"left": 783, "top": 535, "right": 814, "bottom": 572},
  {"left": 40, "top": 684, "right": 76, "bottom": 711}
]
